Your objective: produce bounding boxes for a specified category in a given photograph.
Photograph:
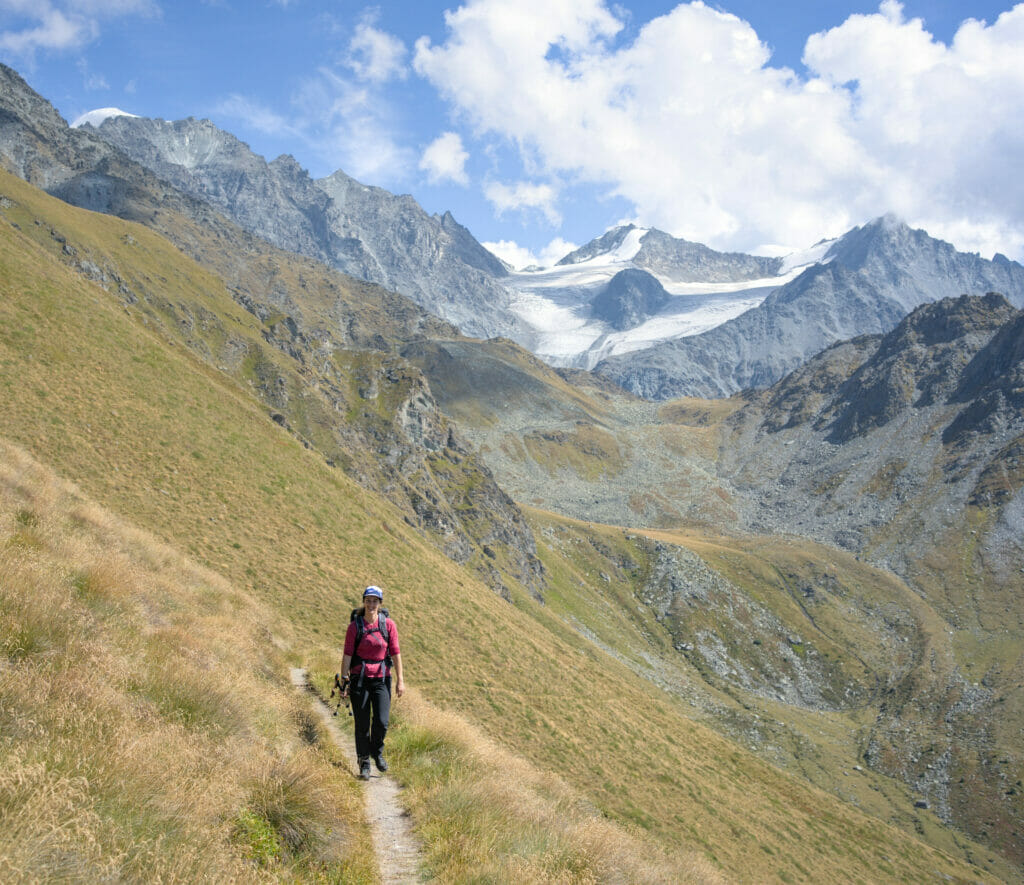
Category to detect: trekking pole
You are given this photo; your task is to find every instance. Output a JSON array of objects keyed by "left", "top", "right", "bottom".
[{"left": 329, "top": 673, "right": 352, "bottom": 717}]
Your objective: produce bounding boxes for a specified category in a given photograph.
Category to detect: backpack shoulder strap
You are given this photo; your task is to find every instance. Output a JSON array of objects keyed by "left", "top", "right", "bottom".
[{"left": 350, "top": 612, "right": 366, "bottom": 662}]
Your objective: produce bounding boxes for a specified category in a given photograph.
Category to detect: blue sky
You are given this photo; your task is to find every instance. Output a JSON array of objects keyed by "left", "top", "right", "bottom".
[{"left": 2, "top": 1, "right": 1023, "bottom": 266}]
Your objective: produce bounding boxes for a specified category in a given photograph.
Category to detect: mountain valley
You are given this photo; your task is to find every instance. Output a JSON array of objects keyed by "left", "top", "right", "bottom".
[{"left": 1, "top": 61, "right": 1023, "bottom": 882}]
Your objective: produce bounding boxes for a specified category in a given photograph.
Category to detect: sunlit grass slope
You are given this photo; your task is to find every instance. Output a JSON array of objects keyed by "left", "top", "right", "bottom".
[
  {"left": 0, "top": 443, "right": 374, "bottom": 883},
  {"left": 526, "top": 508, "right": 1019, "bottom": 882},
  {"left": 0, "top": 170, "right": 1002, "bottom": 882}
]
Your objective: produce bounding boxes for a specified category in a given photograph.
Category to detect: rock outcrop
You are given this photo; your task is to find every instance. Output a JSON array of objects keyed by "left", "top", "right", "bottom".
[{"left": 590, "top": 268, "right": 670, "bottom": 331}]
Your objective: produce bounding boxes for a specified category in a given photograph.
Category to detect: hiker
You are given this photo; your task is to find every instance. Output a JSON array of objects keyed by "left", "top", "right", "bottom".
[{"left": 340, "top": 585, "right": 404, "bottom": 780}]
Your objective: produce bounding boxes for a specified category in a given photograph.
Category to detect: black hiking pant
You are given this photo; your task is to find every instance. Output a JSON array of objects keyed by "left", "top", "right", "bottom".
[{"left": 350, "top": 675, "right": 390, "bottom": 759}]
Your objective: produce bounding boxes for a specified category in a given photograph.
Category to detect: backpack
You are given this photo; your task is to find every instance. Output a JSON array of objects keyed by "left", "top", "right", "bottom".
[{"left": 350, "top": 608, "right": 392, "bottom": 686}]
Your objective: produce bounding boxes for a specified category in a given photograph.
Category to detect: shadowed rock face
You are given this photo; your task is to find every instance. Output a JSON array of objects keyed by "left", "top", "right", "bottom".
[
  {"left": 590, "top": 268, "right": 671, "bottom": 331},
  {"left": 944, "top": 308, "right": 1024, "bottom": 445},
  {"left": 822, "top": 292, "right": 1019, "bottom": 443},
  {"left": 719, "top": 293, "right": 1024, "bottom": 566}
]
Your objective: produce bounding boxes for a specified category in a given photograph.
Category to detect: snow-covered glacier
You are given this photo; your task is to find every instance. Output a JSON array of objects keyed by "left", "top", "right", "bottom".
[{"left": 506, "top": 226, "right": 835, "bottom": 369}]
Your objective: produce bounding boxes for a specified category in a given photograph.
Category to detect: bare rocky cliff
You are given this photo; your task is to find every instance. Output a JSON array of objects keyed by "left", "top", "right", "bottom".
[
  {"left": 721, "top": 293, "right": 1023, "bottom": 563},
  {"left": 82, "top": 114, "right": 521, "bottom": 341}
]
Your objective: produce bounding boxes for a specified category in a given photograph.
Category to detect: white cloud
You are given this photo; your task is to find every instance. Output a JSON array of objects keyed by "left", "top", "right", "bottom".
[
  {"left": 483, "top": 236, "right": 578, "bottom": 269},
  {"left": 485, "top": 180, "right": 561, "bottom": 225},
  {"left": 77, "top": 58, "right": 109, "bottom": 90},
  {"left": 290, "top": 66, "right": 415, "bottom": 183},
  {"left": 346, "top": 17, "right": 408, "bottom": 83},
  {"left": 0, "top": 0, "right": 155, "bottom": 57},
  {"left": 802, "top": 1, "right": 1024, "bottom": 253},
  {"left": 214, "top": 94, "right": 293, "bottom": 136},
  {"left": 420, "top": 131, "right": 469, "bottom": 185},
  {"left": 415, "top": 0, "right": 1024, "bottom": 259},
  {"left": 215, "top": 60, "right": 414, "bottom": 186},
  {"left": 0, "top": 6, "right": 93, "bottom": 54}
]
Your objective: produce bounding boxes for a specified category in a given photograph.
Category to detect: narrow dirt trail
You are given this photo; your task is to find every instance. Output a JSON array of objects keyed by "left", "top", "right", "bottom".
[{"left": 290, "top": 668, "right": 423, "bottom": 884}]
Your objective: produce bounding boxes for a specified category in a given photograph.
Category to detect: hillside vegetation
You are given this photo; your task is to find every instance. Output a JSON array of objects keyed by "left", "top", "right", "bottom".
[
  {"left": 0, "top": 162, "right": 1014, "bottom": 880},
  {"left": 407, "top": 304, "right": 1024, "bottom": 871},
  {"left": 0, "top": 442, "right": 374, "bottom": 882}
]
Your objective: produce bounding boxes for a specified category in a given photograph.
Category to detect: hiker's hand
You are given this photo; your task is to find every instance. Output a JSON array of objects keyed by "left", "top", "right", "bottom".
[{"left": 396, "top": 678, "right": 405, "bottom": 698}]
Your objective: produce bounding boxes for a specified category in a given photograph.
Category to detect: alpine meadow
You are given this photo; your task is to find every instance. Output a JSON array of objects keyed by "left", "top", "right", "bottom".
[{"left": 1, "top": 48, "right": 1023, "bottom": 885}]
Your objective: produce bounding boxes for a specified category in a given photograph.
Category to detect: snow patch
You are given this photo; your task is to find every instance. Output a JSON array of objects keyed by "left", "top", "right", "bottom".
[
  {"left": 513, "top": 286, "right": 774, "bottom": 369},
  {"left": 779, "top": 238, "right": 836, "bottom": 275},
  {"left": 604, "top": 226, "right": 648, "bottom": 264},
  {"left": 71, "top": 108, "right": 138, "bottom": 128}
]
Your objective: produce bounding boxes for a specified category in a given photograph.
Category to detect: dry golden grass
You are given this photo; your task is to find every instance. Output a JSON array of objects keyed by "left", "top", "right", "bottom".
[
  {"left": 0, "top": 443, "right": 375, "bottom": 884},
  {"left": 522, "top": 425, "right": 628, "bottom": 481},
  {"left": 388, "top": 690, "right": 726, "bottom": 885}
]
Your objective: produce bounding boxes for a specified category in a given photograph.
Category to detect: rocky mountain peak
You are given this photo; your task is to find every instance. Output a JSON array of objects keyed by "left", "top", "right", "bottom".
[
  {"left": 556, "top": 224, "right": 639, "bottom": 266},
  {"left": 96, "top": 115, "right": 256, "bottom": 171},
  {"left": 437, "top": 209, "right": 508, "bottom": 277},
  {"left": 80, "top": 113, "right": 519, "bottom": 338},
  {"left": 825, "top": 214, "right": 922, "bottom": 267},
  {"left": 633, "top": 228, "right": 782, "bottom": 283},
  {"left": 0, "top": 64, "right": 68, "bottom": 132},
  {"left": 822, "top": 293, "right": 1019, "bottom": 442},
  {"left": 269, "top": 153, "right": 307, "bottom": 176},
  {"left": 590, "top": 268, "right": 670, "bottom": 331}
]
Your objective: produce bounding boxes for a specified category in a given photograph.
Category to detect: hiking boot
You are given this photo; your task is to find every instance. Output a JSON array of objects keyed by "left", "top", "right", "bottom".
[
  {"left": 358, "top": 756, "right": 371, "bottom": 780},
  {"left": 373, "top": 752, "right": 388, "bottom": 772}
]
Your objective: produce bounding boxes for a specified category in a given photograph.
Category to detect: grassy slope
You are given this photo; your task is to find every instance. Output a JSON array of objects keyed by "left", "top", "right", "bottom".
[
  {"left": 0, "top": 170, "right": 1005, "bottom": 882},
  {"left": 0, "top": 444, "right": 375, "bottom": 883},
  {"left": 526, "top": 509, "right": 1019, "bottom": 876}
]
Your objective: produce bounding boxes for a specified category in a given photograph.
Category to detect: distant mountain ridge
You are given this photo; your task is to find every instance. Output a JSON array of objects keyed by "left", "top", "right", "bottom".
[
  {"left": 82, "top": 113, "right": 519, "bottom": 340},
  {"left": 596, "top": 216, "right": 1024, "bottom": 398},
  {"left": 10, "top": 63, "right": 1024, "bottom": 407},
  {"left": 71, "top": 97, "right": 1024, "bottom": 400},
  {"left": 557, "top": 223, "right": 781, "bottom": 282}
]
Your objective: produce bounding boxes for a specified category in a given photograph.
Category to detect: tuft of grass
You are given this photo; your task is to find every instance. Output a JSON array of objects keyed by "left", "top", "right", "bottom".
[
  {"left": 233, "top": 808, "right": 283, "bottom": 867},
  {"left": 243, "top": 751, "right": 344, "bottom": 856}
]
